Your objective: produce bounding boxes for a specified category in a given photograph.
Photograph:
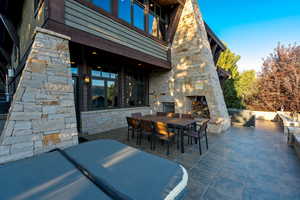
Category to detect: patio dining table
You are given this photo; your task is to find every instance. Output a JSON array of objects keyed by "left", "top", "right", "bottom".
[{"left": 134, "top": 115, "right": 199, "bottom": 153}]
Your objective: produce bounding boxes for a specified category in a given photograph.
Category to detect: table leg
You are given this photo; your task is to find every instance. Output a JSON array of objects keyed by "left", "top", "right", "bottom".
[{"left": 181, "top": 127, "right": 184, "bottom": 153}]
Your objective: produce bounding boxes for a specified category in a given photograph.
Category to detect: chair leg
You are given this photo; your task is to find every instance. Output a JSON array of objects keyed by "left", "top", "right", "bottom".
[
  {"left": 136, "top": 132, "right": 139, "bottom": 145},
  {"left": 198, "top": 138, "right": 202, "bottom": 155},
  {"left": 167, "top": 141, "right": 170, "bottom": 155},
  {"left": 205, "top": 132, "right": 208, "bottom": 150},
  {"left": 127, "top": 128, "right": 130, "bottom": 141},
  {"left": 132, "top": 129, "right": 135, "bottom": 139}
]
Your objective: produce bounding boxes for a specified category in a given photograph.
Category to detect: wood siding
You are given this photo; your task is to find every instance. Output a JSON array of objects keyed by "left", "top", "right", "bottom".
[{"left": 64, "top": 0, "right": 168, "bottom": 61}]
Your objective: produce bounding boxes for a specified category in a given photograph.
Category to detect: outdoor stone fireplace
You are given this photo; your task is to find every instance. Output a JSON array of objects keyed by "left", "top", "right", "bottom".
[{"left": 149, "top": 0, "right": 231, "bottom": 133}]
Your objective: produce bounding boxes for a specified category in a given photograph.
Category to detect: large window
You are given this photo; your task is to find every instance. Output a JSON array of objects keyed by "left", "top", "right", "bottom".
[
  {"left": 125, "top": 70, "right": 147, "bottom": 107},
  {"left": 89, "top": 0, "right": 112, "bottom": 13},
  {"left": 116, "top": 0, "right": 169, "bottom": 40},
  {"left": 133, "top": 1, "right": 145, "bottom": 30},
  {"left": 91, "top": 66, "right": 119, "bottom": 109},
  {"left": 118, "top": 0, "right": 131, "bottom": 23}
]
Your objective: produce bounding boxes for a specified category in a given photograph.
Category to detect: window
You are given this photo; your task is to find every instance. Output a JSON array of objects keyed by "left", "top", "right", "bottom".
[
  {"left": 92, "top": 0, "right": 112, "bottom": 13},
  {"left": 125, "top": 70, "right": 147, "bottom": 107},
  {"left": 133, "top": 1, "right": 145, "bottom": 30},
  {"left": 34, "top": 0, "right": 42, "bottom": 16},
  {"left": 118, "top": 0, "right": 131, "bottom": 23},
  {"left": 91, "top": 66, "right": 119, "bottom": 109},
  {"left": 148, "top": 11, "right": 157, "bottom": 37}
]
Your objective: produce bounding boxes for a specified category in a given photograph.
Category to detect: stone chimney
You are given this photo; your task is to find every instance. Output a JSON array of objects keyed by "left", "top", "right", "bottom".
[
  {"left": 0, "top": 28, "right": 78, "bottom": 164},
  {"left": 150, "top": 0, "right": 231, "bottom": 133}
]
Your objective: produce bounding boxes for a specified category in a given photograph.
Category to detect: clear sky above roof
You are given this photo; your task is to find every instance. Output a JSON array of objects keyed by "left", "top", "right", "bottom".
[{"left": 199, "top": 0, "right": 300, "bottom": 72}]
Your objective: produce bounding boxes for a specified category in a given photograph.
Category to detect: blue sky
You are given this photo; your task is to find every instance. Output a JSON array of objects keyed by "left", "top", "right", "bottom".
[{"left": 199, "top": 0, "right": 300, "bottom": 72}]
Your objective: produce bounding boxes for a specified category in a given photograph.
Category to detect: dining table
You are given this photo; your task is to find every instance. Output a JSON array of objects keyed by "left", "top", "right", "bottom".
[{"left": 133, "top": 115, "right": 200, "bottom": 153}]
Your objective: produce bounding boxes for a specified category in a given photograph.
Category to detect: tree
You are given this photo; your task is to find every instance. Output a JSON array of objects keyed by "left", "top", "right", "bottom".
[
  {"left": 217, "top": 48, "right": 243, "bottom": 108},
  {"left": 217, "top": 48, "right": 240, "bottom": 79},
  {"left": 253, "top": 44, "right": 300, "bottom": 111},
  {"left": 236, "top": 70, "right": 257, "bottom": 104}
]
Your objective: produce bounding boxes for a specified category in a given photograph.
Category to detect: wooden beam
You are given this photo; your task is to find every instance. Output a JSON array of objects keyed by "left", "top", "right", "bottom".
[
  {"left": 167, "top": 2, "right": 185, "bottom": 44},
  {"left": 0, "top": 13, "right": 19, "bottom": 46},
  {"left": 47, "top": 0, "right": 65, "bottom": 24},
  {"left": 204, "top": 22, "right": 226, "bottom": 51}
]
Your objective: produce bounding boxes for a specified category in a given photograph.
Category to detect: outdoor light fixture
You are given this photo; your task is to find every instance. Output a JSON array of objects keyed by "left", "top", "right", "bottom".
[
  {"left": 138, "top": 63, "right": 142, "bottom": 66},
  {"left": 70, "top": 61, "right": 76, "bottom": 65},
  {"left": 92, "top": 51, "right": 97, "bottom": 55},
  {"left": 84, "top": 75, "right": 90, "bottom": 84}
]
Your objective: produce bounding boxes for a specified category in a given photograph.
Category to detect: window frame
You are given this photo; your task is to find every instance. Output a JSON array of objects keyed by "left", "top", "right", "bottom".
[
  {"left": 84, "top": 0, "right": 170, "bottom": 42},
  {"left": 34, "top": 0, "right": 43, "bottom": 17}
]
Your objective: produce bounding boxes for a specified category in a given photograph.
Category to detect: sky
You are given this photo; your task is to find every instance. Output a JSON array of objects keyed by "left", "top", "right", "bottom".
[{"left": 199, "top": 0, "right": 300, "bottom": 72}]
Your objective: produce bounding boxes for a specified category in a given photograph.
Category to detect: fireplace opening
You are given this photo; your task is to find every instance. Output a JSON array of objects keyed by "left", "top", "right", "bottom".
[
  {"left": 192, "top": 96, "right": 210, "bottom": 118},
  {"left": 163, "top": 102, "right": 175, "bottom": 113}
]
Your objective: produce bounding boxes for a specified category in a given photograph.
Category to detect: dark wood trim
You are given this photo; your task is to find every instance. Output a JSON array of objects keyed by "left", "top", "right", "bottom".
[
  {"left": 45, "top": 19, "right": 171, "bottom": 70},
  {"left": 204, "top": 22, "right": 226, "bottom": 51},
  {"left": 47, "top": 0, "right": 65, "bottom": 24},
  {"left": 166, "top": 3, "right": 185, "bottom": 44},
  {"left": 72, "top": 0, "right": 168, "bottom": 46},
  {"left": 112, "top": 0, "right": 118, "bottom": 17},
  {"left": 0, "top": 13, "right": 19, "bottom": 47}
]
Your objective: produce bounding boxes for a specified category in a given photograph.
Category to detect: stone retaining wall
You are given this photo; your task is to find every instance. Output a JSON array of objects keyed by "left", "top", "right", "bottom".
[
  {"left": 81, "top": 107, "right": 151, "bottom": 135},
  {"left": 228, "top": 109, "right": 256, "bottom": 127},
  {"left": 0, "top": 28, "right": 78, "bottom": 164}
]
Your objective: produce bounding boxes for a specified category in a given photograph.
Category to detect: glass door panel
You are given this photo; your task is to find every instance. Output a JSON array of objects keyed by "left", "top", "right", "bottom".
[{"left": 92, "top": 79, "right": 105, "bottom": 108}]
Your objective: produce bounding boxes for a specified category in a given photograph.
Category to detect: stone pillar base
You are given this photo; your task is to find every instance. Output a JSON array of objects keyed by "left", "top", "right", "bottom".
[
  {"left": 0, "top": 28, "right": 78, "bottom": 164},
  {"left": 208, "top": 118, "right": 231, "bottom": 134}
]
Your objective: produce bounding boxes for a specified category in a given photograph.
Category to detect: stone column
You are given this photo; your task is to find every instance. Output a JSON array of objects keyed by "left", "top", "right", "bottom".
[
  {"left": 149, "top": 0, "right": 230, "bottom": 133},
  {"left": 0, "top": 28, "right": 78, "bottom": 164},
  {"left": 171, "top": 0, "right": 231, "bottom": 133}
]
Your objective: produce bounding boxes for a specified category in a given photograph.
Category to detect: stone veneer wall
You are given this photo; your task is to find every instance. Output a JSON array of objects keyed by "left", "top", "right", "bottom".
[
  {"left": 81, "top": 107, "right": 151, "bottom": 135},
  {"left": 0, "top": 28, "right": 78, "bottom": 164},
  {"left": 150, "top": 0, "right": 230, "bottom": 133}
]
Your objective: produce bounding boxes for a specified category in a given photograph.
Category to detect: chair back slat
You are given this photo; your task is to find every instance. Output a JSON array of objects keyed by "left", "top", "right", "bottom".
[
  {"left": 166, "top": 113, "right": 180, "bottom": 118},
  {"left": 199, "top": 120, "right": 209, "bottom": 136},
  {"left": 154, "top": 122, "right": 169, "bottom": 136},
  {"left": 140, "top": 120, "right": 153, "bottom": 133},
  {"left": 157, "top": 112, "right": 167, "bottom": 116},
  {"left": 182, "top": 114, "right": 193, "bottom": 119},
  {"left": 126, "top": 117, "right": 140, "bottom": 129}
]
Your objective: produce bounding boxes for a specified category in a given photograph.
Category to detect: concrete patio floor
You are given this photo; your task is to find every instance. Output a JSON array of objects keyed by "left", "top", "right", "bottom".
[{"left": 83, "top": 120, "right": 300, "bottom": 200}]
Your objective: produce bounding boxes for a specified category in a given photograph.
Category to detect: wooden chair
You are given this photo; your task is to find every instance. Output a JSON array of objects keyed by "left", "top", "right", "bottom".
[
  {"left": 131, "top": 112, "right": 142, "bottom": 118},
  {"left": 157, "top": 112, "right": 167, "bottom": 117},
  {"left": 153, "top": 122, "right": 176, "bottom": 155},
  {"left": 182, "top": 114, "right": 194, "bottom": 119},
  {"left": 167, "top": 113, "right": 180, "bottom": 118},
  {"left": 184, "top": 120, "right": 209, "bottom": 155},
  {"left": 126, "top": 117, "right": 140, "bottom": 141},
  {"left": 138, "top": 120, "right": 154, "bottom": 149}
]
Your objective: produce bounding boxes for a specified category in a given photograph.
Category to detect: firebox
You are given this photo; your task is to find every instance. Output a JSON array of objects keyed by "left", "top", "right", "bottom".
[
  {"left": 163, "top": 102, "right": 175, "bottom": 113},
  {"left": 192, "top": 96, "right": 210, "bottom": 118}
]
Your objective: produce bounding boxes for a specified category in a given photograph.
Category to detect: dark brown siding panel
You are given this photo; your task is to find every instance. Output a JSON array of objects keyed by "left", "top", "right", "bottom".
[{"left": 47, "top": 0, "right": 65, "bottom": 24}]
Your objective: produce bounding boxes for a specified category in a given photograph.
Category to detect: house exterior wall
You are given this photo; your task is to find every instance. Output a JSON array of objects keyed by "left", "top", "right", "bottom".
[
  {"left": 64, "top": 0, "right": 169, "bottom": 61},
  {"left": 81, "top": 107, "right": 151, "bottom": 135}
]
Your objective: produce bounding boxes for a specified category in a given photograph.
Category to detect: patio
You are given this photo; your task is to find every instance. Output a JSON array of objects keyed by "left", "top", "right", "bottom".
[{"left": 83, "top": 120, "right": 300, "bottom": 200}]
